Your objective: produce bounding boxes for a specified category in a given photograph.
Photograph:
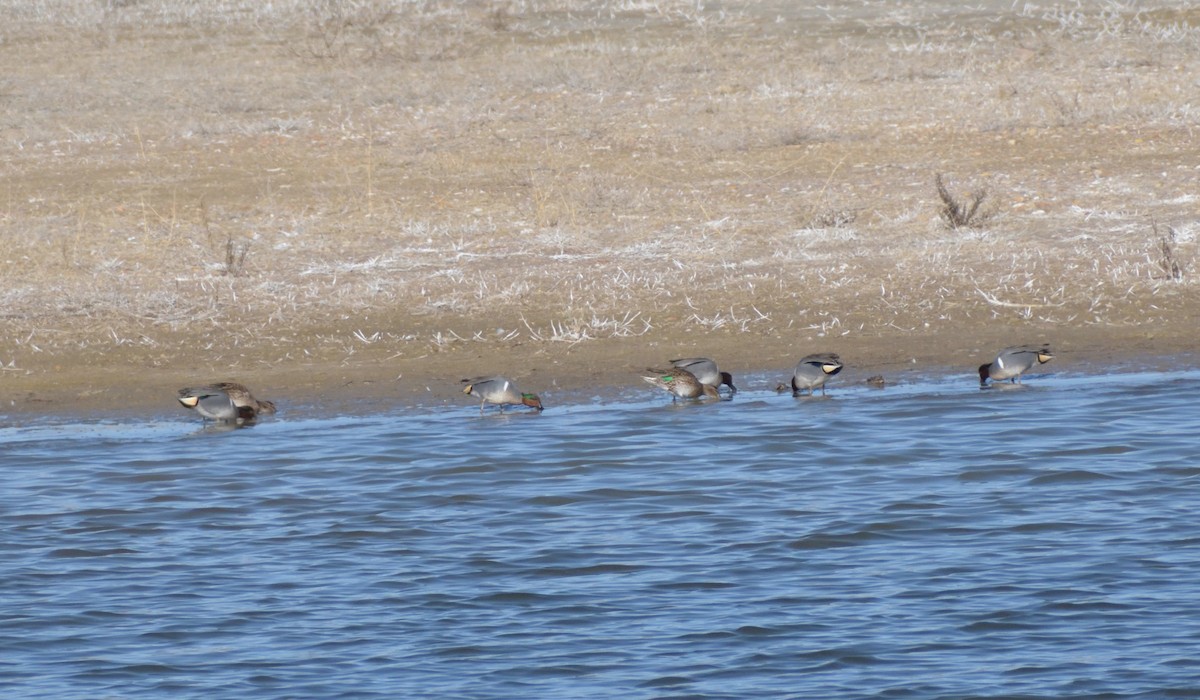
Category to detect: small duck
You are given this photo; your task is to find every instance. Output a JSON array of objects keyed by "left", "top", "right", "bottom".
[
  {"left": 978, "top": 344, "right": 1054, "bottom": 387},
  {"left": 670, "top": 357, "right": 738, "bottom": 394},
  {"left": 790, "top": 353, "right": 844, "bottom": 396},
  {"left": 642, "top": 366, "right": 720, "bottom": 400},
  {"left": 177, "top": 382, "right": 276, "bottom": 424},
  {"left": 461, "top": 376, "right": 544, "bottom": 413}
]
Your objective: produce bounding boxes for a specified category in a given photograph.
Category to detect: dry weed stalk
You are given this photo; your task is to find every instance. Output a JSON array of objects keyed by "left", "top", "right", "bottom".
[
  {"left": 1156, "top": 222, "right": 1184, "bottom": 281},
  {"left": 297, "top": 0, "right": 396, "bottom": 61},
  {"left": 935, "top": 174, "right": 988, "bottom": 229},
  {"left": 803, "top": 208, "right": 858, "bottom": 229},
  {"left": 799, "top": 156, "right": 855, "bottom": 229},
  {"left": 487, "top": 4, "right": 511, "bottom": 31},
  {"left": 224, "top": 234, "right": 250, "bottom": 277}
]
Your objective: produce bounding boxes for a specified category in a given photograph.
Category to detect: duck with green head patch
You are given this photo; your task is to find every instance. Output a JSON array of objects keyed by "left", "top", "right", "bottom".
[
  {"left": 642, "top": 366, "right": 720, "bottom": 401},
  {"left": 461, "top": 376, "right": 544, "bottom": 413},
  {"left": 670, "top": 357, "right": 738, "bottom": 395}
]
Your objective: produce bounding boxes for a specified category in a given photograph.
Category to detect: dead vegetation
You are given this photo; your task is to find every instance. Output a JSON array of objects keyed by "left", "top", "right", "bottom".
[
  {"left": 935, "top": 174, "right": 990, "bottom": 230},
  {"left": 222, "top": 235, "right": 251, "bottom": 277},
  {"left": 1156, "top": 222, "right": 1185, "bottom": 282},
  {"left": 293, "top": 2, "right": 393, "bottom": 62},
  {"left": 1, "top": 0, "right": 1198, "bottom": 385}
]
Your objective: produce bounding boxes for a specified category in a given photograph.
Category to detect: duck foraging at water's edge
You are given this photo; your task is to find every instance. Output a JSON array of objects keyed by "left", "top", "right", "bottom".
[
  {"left": 978, "top": 344, "right": 1054, "bottom": 387},
  {"left": 642, "top": 367, "right": 720, "bottom": 401},
  {"left": 789, "top": 353, "right": 844, "bottom": 396},
  {"left": 461, "top": 376, "right": 545, "bottom": 413},
  {"left": 177, "top": 382, "right": 276, "bottom": 424},
  {"left": 669, "top": 357, "right": 738, "bottom": 395}
]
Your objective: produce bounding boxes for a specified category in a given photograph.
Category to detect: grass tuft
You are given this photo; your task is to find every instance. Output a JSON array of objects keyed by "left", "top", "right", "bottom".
[
  {"left": 223, "top": 235, "right": 250, "bottom": 277},
  {"left": 1156, "top": 222, "right": 1185, "bottom": 281},
  {"left": 294, "top": 0, "right": 396, "bottom": 62},
  {"left": 935, "top": 174, "right": 989, "bottom": 230}
]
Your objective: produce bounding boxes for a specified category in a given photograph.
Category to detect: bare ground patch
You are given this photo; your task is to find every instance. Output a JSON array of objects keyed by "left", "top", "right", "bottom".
[{"left": 2, "top": 1, "right": 1198, "bottom": 416}]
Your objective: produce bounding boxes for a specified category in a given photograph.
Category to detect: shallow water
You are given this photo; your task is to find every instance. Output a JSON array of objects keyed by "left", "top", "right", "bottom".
[{"left": 3, "top": 370, "right": 1200, "bottom": 699}]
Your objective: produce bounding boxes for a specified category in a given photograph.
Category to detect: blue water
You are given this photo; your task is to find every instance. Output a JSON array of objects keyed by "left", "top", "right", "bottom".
[{"left": 3, "top": 370, "right": 1200, "bottom": 699}]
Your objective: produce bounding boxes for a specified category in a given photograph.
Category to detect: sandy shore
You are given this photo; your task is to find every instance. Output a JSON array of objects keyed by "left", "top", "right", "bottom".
[
  {"left": 2, "top": 1, "right": 1197, "bottom": 420},
  {"left": 6, "top": 324, "right": 1197, "bottom": 422}
]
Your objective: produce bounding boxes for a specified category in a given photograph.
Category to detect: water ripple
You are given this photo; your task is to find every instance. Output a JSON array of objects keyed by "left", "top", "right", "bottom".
[{"left": 3, "top": 371, "right": 1200, "bottom": 698}]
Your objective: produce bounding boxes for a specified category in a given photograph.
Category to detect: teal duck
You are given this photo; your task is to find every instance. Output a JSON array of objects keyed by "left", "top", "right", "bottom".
[
  {"left": 978, "top": 345, "right": 1053, "bottom": 387},
  {"left": 670, "top": 357, "right": 738, "bottom": 394},
  {"left": 791, "top": 353, "right": 844, "bottom": 396},
  {"left": 642, "top": 367, "right": 720, "bottom": 400},
  {"left": 177, "top": 382, "right": 276, "bottom": 423},
  {"left": 461, "top": 376, "right": 544, "bottom": 413}
]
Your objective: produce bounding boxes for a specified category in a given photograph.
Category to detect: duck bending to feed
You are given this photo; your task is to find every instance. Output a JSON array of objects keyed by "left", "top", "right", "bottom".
[
  {"left": 670, "top": 357, "right": 738, "bottom": 394},
  {"left": 461, "top": 376, "right": 544, "bottom": 413},
  {"left": 979, "top": 344, "right": 1054, "bottom": 387},
  {"left": 642, "top": 367, "right": 720, "bottom": 400},
  {"left": 177, "top": 382, "right": 276, "bottom": 423},
  {"left": 791, "top": 353, "right": 844, "bottom": 396}
]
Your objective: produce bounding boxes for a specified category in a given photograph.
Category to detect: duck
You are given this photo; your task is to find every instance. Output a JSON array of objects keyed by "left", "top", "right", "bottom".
[
  {"left": 978, "top": 344, "right": 1054, "bottom": 387},
  {"left": 670, "top": 357, "right": 738, "bottom": 394},
  {"left": 790, "top": 353, "right": 844, "bottom": 396},
  {"left": 642, "top": 367, "right": 720, "bottom": 400},
  {"left": 177, "top": 382, "right": 276, "bottom": 423},
  {"left": 461, "top": 376, "right": 544, "bottom": 413}
]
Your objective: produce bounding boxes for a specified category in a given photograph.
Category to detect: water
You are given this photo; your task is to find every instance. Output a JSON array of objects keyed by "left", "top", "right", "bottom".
[{"left": 3, "top": 370, "right": 1200, "bottom": 699}]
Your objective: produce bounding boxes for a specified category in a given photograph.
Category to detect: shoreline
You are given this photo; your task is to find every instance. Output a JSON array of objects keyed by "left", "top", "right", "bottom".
[{"left": 4, "top": 325, "right": 1195, "bottom": 424}]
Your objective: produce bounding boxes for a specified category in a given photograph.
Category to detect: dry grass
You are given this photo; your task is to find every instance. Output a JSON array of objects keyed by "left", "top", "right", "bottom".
[
  {"left": 934, "top": 174, "right": 989, "bottom": 230},
  {"left": 1156, "top": 222, "right": 1186, "bottom": 282},
  {"left": 1, "top": 0, "right": 1199, "bottom": 390}
]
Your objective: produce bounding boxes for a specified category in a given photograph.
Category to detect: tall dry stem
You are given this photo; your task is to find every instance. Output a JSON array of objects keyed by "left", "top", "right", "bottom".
[{"left": 935, "top": 173, "right": 988, "bottom": 229}]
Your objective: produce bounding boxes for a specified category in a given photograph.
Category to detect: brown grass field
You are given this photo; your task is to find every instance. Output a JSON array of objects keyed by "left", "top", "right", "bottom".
[{"left": 2, "top": 0, "right": 1198, "bottom": 417}]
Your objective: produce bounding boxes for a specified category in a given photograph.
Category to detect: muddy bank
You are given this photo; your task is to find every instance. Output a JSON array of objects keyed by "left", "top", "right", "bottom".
[{"left": 4, "top": 321, "right": 1195, "bottom": 422}]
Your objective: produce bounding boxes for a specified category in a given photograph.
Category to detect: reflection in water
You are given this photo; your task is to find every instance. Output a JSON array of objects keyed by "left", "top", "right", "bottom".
[{"left": 3, "top": 370, "right": 1200, "bottom": 699}]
